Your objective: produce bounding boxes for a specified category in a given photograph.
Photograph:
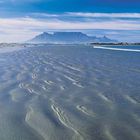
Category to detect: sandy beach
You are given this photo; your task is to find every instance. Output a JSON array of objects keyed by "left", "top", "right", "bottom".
[{"left": 0, "top": 44, "right": 139, "bottom": 140}]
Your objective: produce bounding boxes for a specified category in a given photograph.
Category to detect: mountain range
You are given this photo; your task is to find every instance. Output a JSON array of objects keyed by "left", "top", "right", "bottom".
[{"left": 29, "top": 32, "right": 117, "bottom": 43}]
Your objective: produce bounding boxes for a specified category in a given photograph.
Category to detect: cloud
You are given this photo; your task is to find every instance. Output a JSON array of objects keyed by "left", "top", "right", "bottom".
[
  {"left": 30, "top": 12, "right": 140, "bottom": 19},
  {"left": 0, "top": 12, "right": 140, "bottom": 42},
  {"left": 0, "top": 15, "right": 139, "bottom": 30},
  {"left": 10, "top": 0, "right": 43, "bottom": 3},
  {"left": 66, "top": 12, "right": 140, "bottom": 18}
]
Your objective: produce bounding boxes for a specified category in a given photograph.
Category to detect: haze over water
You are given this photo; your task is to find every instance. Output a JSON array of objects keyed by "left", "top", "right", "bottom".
[{"left": 0, "top": 44, "right": 140, "bottom": 140}]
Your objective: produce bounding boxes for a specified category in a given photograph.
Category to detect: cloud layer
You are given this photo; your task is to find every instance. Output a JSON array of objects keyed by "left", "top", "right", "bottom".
[{"left": 0, "top": 12, "right": 140, "bottom": 42}]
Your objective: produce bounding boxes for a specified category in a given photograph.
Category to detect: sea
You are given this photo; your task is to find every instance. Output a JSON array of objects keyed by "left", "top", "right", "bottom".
[{"left": 0, "top": 44, "right": 139, "bottom": 140}]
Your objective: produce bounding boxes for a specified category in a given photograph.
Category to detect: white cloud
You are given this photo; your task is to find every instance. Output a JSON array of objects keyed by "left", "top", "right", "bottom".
[
  {"left": 0, "top": 13, "right": 140, "bottom": 42},
  {"left": 30, "top": 12, "right": 140, "bottom": 18},
  {"left": 67, "top": 12, "right": 140, "bottom": 18}
]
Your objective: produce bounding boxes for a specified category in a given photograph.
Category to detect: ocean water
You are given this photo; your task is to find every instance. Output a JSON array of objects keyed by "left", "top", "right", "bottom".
[{"left": 0, "top": 44, "right": 140, "bottom": 140}]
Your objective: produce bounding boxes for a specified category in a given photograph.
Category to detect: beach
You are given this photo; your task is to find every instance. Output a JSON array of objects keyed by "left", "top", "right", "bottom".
[{"left": 0, "top": 44, "right": 140, "bottom": 140}]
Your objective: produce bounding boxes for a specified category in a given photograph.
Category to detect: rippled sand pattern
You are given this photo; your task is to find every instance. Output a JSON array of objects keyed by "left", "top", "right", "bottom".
[{"left": 0, "top": 44, "right": 140, "bottom": 140}]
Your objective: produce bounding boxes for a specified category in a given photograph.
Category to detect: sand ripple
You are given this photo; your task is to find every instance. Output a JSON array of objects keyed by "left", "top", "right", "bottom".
[{"left": 0, "top": 44, "right": 139, "bottom": 140}]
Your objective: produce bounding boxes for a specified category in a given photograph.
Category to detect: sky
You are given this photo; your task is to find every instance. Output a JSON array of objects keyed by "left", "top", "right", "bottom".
[{"left": 0, "top": 0, "right": 140, "bottom": 42}]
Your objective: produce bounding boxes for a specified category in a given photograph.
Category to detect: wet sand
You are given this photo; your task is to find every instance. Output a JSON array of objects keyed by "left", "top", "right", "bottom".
[{"left": 0, "top": 44, "right": 140, "bottom": 140}]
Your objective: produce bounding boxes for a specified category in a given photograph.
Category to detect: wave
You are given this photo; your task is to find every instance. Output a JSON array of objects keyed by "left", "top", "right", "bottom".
[
  {"left": 124, "top": 95, "right": 138, "bottom": 104},
  {"left": 76, "top": 105, "right": 95, "bottom": 117},
  {"left": 51, "top": 104, "right": 84, "bottom": 140},
  {"left": 93, "top": 46, "right": 140, "bottom": 52}
]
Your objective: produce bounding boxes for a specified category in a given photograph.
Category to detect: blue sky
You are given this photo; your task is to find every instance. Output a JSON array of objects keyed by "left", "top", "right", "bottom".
[{"left": 0, "top": 0, "right": 140, "bottom": 42}]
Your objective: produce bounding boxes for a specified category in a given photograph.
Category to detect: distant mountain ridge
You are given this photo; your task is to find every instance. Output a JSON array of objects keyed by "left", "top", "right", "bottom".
[{"left": 29, "top": 32, "right": 117, "bottom": 43}]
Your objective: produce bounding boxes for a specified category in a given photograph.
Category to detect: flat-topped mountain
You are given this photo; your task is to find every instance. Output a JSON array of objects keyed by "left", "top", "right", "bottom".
[{"left": 29, "top": 32, "right": 117, "bottom": 43}]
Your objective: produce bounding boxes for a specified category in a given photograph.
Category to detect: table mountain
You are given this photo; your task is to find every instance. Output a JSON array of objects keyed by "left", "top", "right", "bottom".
[{"left": 29, "top": 32, "right": 117, "bottom": 43}]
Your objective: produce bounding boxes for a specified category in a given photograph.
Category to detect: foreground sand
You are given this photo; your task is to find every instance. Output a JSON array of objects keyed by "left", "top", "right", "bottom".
[{"left": 0, "top": 44, "right": 140, "bottom": 140}]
